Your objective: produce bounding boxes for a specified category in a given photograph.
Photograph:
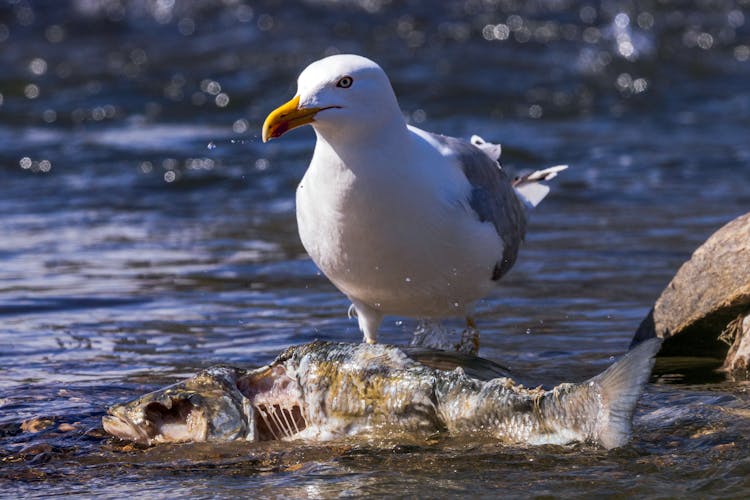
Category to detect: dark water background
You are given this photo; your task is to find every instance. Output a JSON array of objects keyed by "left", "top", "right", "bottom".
[{"left": 2, "top": 0, "right": 750, "bottom": 496}]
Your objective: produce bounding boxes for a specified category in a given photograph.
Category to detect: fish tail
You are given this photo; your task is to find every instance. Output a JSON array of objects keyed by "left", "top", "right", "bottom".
[
  {"left": 513, "top": 165, "right": 568, "bottom": 209},
  {"left": 588, "top": 338, "right": 661, "bottom": 449}
]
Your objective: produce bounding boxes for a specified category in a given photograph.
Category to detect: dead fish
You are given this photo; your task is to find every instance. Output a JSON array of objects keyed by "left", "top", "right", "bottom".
[{"left": 103, "top": 338, "right": 660, "bottom": 449}]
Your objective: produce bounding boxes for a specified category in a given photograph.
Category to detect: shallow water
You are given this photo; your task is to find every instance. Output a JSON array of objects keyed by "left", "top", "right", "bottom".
[{"left": 2, "top": 0, "right": 750, "bottom": 497}]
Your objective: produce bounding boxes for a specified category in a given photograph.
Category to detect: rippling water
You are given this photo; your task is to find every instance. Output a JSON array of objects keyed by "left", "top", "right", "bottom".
[{"left": 2, "top": 0, "right": 750, "bottom": 496}]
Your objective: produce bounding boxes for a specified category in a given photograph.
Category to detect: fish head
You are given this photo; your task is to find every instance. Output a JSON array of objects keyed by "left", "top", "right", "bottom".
[{"left": 103, "top": 365, "right": 255, "bottom": 445}]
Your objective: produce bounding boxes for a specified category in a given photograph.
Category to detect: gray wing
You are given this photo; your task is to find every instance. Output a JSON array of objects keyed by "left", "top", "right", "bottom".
[{"left": 427, "top": 133, "right": 527, "bottom": 281}]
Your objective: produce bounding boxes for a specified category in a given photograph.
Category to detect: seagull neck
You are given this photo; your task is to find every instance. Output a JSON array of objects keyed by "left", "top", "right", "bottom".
[{"left": 313, "top": 115, "right": 411, "bottom": 168}]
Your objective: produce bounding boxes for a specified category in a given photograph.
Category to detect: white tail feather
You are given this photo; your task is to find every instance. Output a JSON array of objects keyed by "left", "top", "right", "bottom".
[
  {"left": 522, "top": 165, "right": 568, "bottom": 182},
  {"left": 515, "top": 183, "right": 550, "bottom": 209},
  {"left": 470, "top": 135, "right": 502, "bottom": 161},
  {"left": 513, "top": 164, "right": 568, "bottom": 209}
]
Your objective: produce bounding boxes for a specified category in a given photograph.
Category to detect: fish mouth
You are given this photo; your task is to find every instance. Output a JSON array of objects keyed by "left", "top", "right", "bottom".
[
  {"left": 102, "top": 413, "right": 149, "bottom": 444},
  {"left": 104, "top": 396, "right": 209, "bottom": 445}
]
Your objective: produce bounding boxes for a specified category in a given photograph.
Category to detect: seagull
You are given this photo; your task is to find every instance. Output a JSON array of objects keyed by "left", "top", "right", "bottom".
[{"left": 262, "top": 54, "right": 566, "bottom": 345}]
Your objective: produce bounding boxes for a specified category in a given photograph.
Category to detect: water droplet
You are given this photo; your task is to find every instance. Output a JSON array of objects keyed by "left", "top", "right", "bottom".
[
  {"left": 633, "top": 78, "right": 648, "bottom": 93},
  {"left": 24, "top": 84, "right": 40, "bottom": 99},
  {"left": 614, "top": 13, "right": 630, "bottom": 29},
  {"left": 45, "top": 24, "right": 65, "bottom": 43},
  {"left": 257, "top": 14, "right": 274, "bottom": 31},
  {"left": 42, "top": 109, "right": 56, "bottom": 123},
  {"left": 579, "top": 5, "right": 597, "bottom": 24},
  {"left": 235, "top": 5, "right": 253, "bottom": 23},
  {"left": 411, "top": 109, "right": 426, "bottom": 123},
  {"left": 233, "top": 118, "right": 249, "bottom": 133},
  {"left": 178, "top": 17, "right": 195, "bottom": 36},
  {"left": 207, "top": 141, "right": 216, "bottom": 150},
  {"left": 162, "top": 158, "right": 178, "bottom": 170},
  {"left": 215, "top": 93, "right": 230, "bottom": 107},
  {"left": 91, "top": 107, "right": 106, "bottom": 121},
  {"left": 637, "top": 12, "right": 654, "bottom": 30},
  {"left": 201, "top": 79, "right": 221, "bottom": 95},
  {"left": 697, "top": 32, "right": 714, "bottom": 50},
  {"left": 735, "top": 45, "right": 750, "bottom": 62},
  {"left": 29, "top": 58, "right": 47, "bottom": 76}
]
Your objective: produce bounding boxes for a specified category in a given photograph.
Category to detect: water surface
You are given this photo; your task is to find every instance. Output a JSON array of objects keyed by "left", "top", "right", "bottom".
[{"left": 2, "top": 0, "right": 750, "bottom": 497}]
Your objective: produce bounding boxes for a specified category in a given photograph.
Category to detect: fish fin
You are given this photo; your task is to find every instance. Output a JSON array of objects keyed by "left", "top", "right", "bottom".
[
  {"left": 513, "top": 165, "right": 568, "bottom": 209},
  {"left": 590, "top": 338, "right": 661, "bottom": 449}
]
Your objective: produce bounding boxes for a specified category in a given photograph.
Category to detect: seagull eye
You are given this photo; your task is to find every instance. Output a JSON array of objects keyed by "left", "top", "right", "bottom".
[{"left": 336, "top": 76, "right": 353, "bottom": 88}]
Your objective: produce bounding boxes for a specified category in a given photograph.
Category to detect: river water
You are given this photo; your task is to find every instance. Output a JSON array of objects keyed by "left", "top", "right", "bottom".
[{"left": 2, "top": 0, "right": 750, "bottom": 497}]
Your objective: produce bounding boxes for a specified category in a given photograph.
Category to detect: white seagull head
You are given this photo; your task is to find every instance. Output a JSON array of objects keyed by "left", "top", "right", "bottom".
[{"left": 262, "top": 54, "right": 403, "bottom": 143}]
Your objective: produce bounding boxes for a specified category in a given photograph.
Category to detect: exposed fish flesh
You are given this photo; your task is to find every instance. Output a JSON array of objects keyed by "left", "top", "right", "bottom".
[{"left": 103, "top": 339, "right": 660, "bottom": 449}]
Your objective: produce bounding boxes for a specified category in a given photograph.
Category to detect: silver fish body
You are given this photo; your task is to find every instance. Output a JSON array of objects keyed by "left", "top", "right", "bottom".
[{"left": 104, "top": 339, "right": 660, "bottom": 449}]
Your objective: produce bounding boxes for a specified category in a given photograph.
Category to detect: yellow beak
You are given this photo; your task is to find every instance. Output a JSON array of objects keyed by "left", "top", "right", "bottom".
[{"left": 262, "top": 95, "right": 328, "bottom": 143}]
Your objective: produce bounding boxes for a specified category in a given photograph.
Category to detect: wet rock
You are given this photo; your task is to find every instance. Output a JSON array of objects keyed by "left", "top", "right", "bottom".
[
  {"left": 21, "top": 417, "right": 56, "bottom": 433},
  {"left": 631, "top": 212, "right": 750, "bottom": 372},
  {"left": 58, "top": 422, "right": 78, "bottom": 432},
  {"left": 16, "top": 443, "right": 54, "bottom": 458}
]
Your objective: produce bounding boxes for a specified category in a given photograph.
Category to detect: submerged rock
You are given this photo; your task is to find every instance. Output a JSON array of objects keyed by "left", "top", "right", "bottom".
[{"left": 631, "top": 212, "right": 750, "bottom": 373}]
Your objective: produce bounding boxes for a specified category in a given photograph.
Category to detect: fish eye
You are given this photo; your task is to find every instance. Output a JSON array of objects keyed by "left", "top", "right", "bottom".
[{"left": 336, "top": 76, "right": 353, "bottom": 88}]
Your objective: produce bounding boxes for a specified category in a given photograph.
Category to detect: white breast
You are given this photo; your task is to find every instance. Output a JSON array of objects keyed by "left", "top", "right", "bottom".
[{"left": 296, "top": 129, "right": 503, "bottom": 318}]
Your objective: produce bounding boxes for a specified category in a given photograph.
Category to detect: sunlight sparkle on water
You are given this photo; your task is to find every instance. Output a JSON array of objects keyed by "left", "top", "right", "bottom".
[
  {"left": 215, "top": 93, "right": 230, "bottom": 107},
  {"left": 24, "top": 84, "right": 40, "bottom": 99},
  {"left": 29, "top": 58, "right": 48, "bottom": 76},
  {"left": 19, "top": 156, "right": 52, "bottom": 173},
  {"left": 232, "top": 119, "right": 249, "bottom": 133}
]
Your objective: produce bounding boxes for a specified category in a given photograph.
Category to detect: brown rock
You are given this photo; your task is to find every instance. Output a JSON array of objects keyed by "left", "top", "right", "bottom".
[
  {"left": 21, "top": 417, "right": 56, "bottom": 433},
  {"left": 631, "top": 212, "right": 750, "bottom": 366}
]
